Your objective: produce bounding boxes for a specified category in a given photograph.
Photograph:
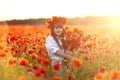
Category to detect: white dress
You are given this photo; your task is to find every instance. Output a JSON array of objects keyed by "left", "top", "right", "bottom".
[{"left": 45, "top": 35, "right": 64, "bottom": 65}]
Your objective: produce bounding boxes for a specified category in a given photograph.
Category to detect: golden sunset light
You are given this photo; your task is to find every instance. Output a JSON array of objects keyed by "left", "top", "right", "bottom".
[
  {"left": 0, "top": 0, "right": 120, "bottom": 21},
  {"left": 1, "top": 1, "right": 120, "bottom": 80}
]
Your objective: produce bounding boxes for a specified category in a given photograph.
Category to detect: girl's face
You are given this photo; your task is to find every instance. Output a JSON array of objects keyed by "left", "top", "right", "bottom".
[{"left": 53, "top": 23, "right": 63, "bottom": 36}]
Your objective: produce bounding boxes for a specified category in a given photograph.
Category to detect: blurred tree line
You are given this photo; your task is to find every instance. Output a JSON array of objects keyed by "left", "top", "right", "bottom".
[{"left": 0, "top": 16, "right": 119, "bottom": 25}]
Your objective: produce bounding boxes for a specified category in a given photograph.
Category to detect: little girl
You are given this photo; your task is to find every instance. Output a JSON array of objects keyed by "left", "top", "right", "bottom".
[{"left": 45, "top": 16, "right": 74, "bottom": 67}]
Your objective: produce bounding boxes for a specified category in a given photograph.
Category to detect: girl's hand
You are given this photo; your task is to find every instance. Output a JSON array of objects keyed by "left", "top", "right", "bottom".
[{"left": 65, "top": 50, "right": 75, "bottom": 57}]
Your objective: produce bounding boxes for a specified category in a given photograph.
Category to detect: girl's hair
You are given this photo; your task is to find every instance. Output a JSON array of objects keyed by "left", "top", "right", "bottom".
[
  {"left": 51, "top": 24, "right": 65, "bottom": 49},
  {"left": 46, "top": 16, "right": 66, "bottom": 49}
]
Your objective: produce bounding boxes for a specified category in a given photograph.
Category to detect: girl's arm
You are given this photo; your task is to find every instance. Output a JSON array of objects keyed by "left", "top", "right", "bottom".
[
  {"left": 65, "top": 49, "right": 75, "bottom": 57},
  {"left": 55, "top": 50, "right": 73, "bottom": 60}
]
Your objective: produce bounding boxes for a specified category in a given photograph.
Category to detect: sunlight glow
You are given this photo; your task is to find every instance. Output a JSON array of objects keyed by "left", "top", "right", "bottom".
[{"left": 0, "top": 0, "right": 120, "bottom": 21}]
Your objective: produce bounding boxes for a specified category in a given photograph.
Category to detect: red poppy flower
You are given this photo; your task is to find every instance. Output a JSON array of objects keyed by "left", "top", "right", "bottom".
[
  {"left": 28, "top": 49, "right": 34, "bottom": 55},
  {"left": 72, "top": 58, "right": 83, "bottom": 68},
  {"left": 42, "top": 58, "right": 49, "bottom": 66},
  {"left": 52, "top": 76, "right": 62, "bottom": 80},
  {"left": 98, "top": 66, "right": 106, "bottom": 73},
  {"left": 33, "top": 64, "right": 39, "bottom": 70},
  {"left": 8, "top": 58, "right": 17, "bottom": 66},
  {"left": 18, "top": 76, "right": 26, "bottom": 80},
  {"left": 53, "top": 62, "right": 61, "bottom": 71},
  {"left": 33, "top": 70, "right": 41, "bottom": 77},
  {"left": 109, "top": 71, "right": 120, "bottom": 80},
  {"left": 36, "top": 56, "right": 43, "bottom": 63},
  {"left": 0, "top": 52, "right": 7, "bottom": 57},
  {"left": 94, "top": 73, "right": 102, "bottom": 80},
  {"left": 19, "top": 58, "right": 29, "bottom": 66},
  {"left": 40, "top": 67, "right": 47, "bottom": 74},
  {"left": 84, "top": 56, "right": 91, "bottom": 61}
]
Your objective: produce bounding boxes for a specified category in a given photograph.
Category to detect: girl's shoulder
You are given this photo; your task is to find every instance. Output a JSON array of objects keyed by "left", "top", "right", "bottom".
[{"left": 46, "top": 35, "right": 54, "bottom": 41}]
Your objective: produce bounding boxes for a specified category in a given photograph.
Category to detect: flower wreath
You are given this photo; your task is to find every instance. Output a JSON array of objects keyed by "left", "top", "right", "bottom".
[{"left": 46, "top": 16, "right": 67, "bottom": 28}]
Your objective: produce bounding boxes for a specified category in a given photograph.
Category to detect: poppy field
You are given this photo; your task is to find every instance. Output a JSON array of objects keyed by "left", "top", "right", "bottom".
[{"left": 0, "top": 24, "right": 120, "bottom": 80}]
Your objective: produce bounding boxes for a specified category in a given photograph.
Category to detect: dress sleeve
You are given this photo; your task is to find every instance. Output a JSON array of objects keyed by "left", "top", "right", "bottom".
[{"left": 45, "top": 36, "right": 60, "bottom": 56}]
